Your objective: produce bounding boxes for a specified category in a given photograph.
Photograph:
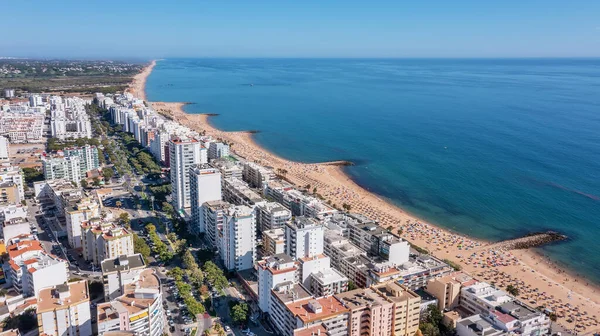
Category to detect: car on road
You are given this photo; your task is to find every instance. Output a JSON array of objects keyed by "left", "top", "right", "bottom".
[{"left": 224, "top": 326, "right": 232, "bottom": 333}]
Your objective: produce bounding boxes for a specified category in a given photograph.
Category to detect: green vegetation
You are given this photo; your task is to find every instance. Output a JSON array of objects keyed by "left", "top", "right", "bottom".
[
  {"left": 229, "top": 301, "right": 249, "bottom": 326},
  {"left": 167, "top": 267, "right": 205, "bottom": 317},
  {"left": 443, "top": 259, "right": 462, "bottom": 271},
  {"left": 182, "top": 249, "right": 204, "bottom": 288},
  {"left": 47, "top": 137, "right": 100, "bottom": 151},
  {"left": 419, "top": 305, "right": 454, "bottom": 336},
  {"left": 149, "top": 183, "right": 171, "bottom": 202},
  {"left": 410, "top": 242, "right": 429, "bottom": 255},
  {"left": 145, "top": 224, "right": 173, "bottom": 262},
  {"left": 118, "top": 212, "right": 130, "bottom": 227},
  {"left": 347, "top": 281, "right": 358, "bottom": 291},
  {"left": 506, "top": 284, "right": 519, "bottom": 296},
  {"left": 203, "top": 261, "right": 228, "bottom": 291},
  {"left": 22, "top": 167, "right": 44, "bottom": 184},
  {"left": 0, "top": 59, "right": 144, "bottom": 93},
  {"left": 2, "top": 307, "right": 37, "bottom": 333},
  {"left": 89, "top": 281, "right": 104, "bottom": 300},
  {"left": 133, "top": 234, "right": 151, "bottom": 262}
]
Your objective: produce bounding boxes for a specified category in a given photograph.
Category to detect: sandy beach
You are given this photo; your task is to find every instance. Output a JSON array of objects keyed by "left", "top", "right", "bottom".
[{"left": 133, "top": 62, "right": 600, "bottom": 333}]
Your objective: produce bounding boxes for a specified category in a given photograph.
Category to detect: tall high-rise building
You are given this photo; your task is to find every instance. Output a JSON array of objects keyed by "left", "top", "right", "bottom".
[
  {"left": 218, "top": 205, "right": 256, "bottom": 271},
  {"left": 189, "top": 164, "right": 222, "bottom": 234},
  {"left": 42, "top": 156, "right": 82, "bottom": 184},
  {"left": 256, "top": 201, "right": 291, "bottom": 233},
  {"left": 64, "top": 145, "right": 100, "bottom": 175},
  {"left": 284, "top": 216, "right": 324, "bottom": 260},
  {"left": 256, "top": 253, "right": 298, "bottom": 313},
  {"left": 202, "top": 200, "right": 230, "bottom": 247},
  {"left": 65, "top": 197, "right": 101, "bottom": 249},
  {"left": 0, "top": 135, "right": 9, "bottom": 161},
  {"left": 169, "top": 138, "right": 207, "bottom": 210}
]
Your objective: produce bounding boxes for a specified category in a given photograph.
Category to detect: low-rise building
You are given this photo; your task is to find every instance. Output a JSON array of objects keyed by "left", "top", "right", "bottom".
[
  {"left": 0, "top": 164, "right": 24, "bottom": 201},
  {"left": 37, "top": 280, "right": 92, "bottom": 336},
  {"left": 242, "top": 162, "right": 274, "bottom": 188},
  {"left": 426, "top": 272, "right": 476, "bottom": 311},
  {"left": 460, "top": 282, "right": 513, "bottom": 315},
  {"left": 101, "top": 254, "right": 146, "bottom": 301},
  {"left": 0, "top": 182, "right": 19, "bottom": 205}
]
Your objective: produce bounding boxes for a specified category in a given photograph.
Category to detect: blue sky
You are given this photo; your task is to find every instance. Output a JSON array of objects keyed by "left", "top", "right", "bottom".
[{"left": 3, "top": 0, "right": 599, "bottom": 58}]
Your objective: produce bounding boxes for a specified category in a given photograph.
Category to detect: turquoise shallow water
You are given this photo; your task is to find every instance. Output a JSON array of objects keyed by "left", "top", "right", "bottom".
[{"left": 146, "top": 58, "right": 600, "bottom": 283}]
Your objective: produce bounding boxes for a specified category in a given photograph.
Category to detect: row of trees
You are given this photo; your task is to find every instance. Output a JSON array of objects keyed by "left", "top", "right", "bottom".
[
  {"left": 145, "top": 224, "right": 173, "bottom": 262},
  {"left": 167, "top": 267, "right": 206, "bottom": 317},
  {"left": 203, "top": 261, "right": 229, "bottom": 291}
]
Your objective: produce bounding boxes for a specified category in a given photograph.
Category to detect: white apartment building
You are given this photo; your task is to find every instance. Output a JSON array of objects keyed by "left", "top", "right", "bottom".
[
  {"left": 242, "top": 161, "right": 274, "bottom": 188},
  {"left": 218, "top": 205, "right": 256, "bottom": 271},
  {"left": 0, "top": 204, "right": 28, "bottom": 223},
  {"left": 0, "top": 135, "right": 8, "bottom": 161},
  {"left": 37, "top": 281, "right": 92, "bottom": 336},
  {"left": 262, "top": 228, "right": 286, "bottom": 256},
  {"left": 2, "top": 217, "right": 31, "bottom": 244},
  {"left": 64, "top": 145, "right": 100, "bottom": 175},
  {"left": 149, "top": 130, "right": 169, "bottom": 163},
  {"left": 50, "top": 96, "right": 93, "bottom": 140},
  {"left": 284, "top": 217, "right": 324, "bottom": 260},
  {"left": 169, "top": 137, "right": 207, "bottom": 210},
  {"left": 3, "top": 89, "right": 15, "bottom": 98},
  {"left": 65, "top": 197, "right": 101, "bottom": 249},
  {"left": 256, "top": 253, "right": 298, "bottom": 313},
  {"left": 6, "top": 240, "right": 68, "bottom": 297},
  {"left": 189, "top": 165, "right": 222, "bottom": 234},
  {"left": 457, "top": 301, "right": 550, "bottom": 336},
  {"left": 460, "top": 282, "right": 513, "bottom": 315},
  {"left": 256, "top": 201, "right": 291, "bottom": 233},
  {"left": 202, "top": 200, "right": 230, "bottom": 248},
  {"left": 97, "top": 268, "right": 165, "bottom": 336},
  {"left": 81, "top": 220, "right": 134, "bottom": 266},
  {"left": 222, "top": 177, "right": 264, "bottom": 206},
  {"left": 208, "top": 141, "right": 230, "bottom": 159},
  {"left": 42, "top": 156, "right": 82, "bottom": 184},
  {"left": 0, "top": 164, "right": 24, "bottom": 201},
  {"left": 210, "top": 158, "right": 243, "bottom": 180},
  {"left": 0, "top": 107, "right": 45, "bottom": 143},
  {"left": 101, "top": 254, "right": 147, "bottom": 301}
]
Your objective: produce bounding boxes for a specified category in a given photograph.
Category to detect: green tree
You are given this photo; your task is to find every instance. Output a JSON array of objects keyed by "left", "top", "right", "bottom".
[
  {"left": 103, "top": 168, "right": 114, "bottom": 182},
  {"left": 2, "top": 307, "right": 38, "bottom": 333},
  {"left": 230, "top": 302, "right": 249, "bottom": 326},
  {"left": 89, "top": 281, "right": 104, "bottom": 300},
  {"left": 133, "top": 234, "right": 151, "bottom": 261},
  {"left": 506, "top": 284, "right": 520, "bottom": 296},
  {"left": 347, "top": 281, "right": 357, "bottom": 291},
  {"left": 118, "top": 212, "right": 130, "bottom": 226},
  {"left": 22, "top": 167, "right": 44, "bottom": 183},
  {"left": 93, "top": 177, "right": 101, "bottom": 187},
  {"left": 80, "top": 179, "right": 89, "bottom": 188}
]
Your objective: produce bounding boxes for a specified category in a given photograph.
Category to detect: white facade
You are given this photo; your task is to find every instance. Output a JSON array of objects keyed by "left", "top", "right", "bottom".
[
  {"left": 65, "top": 197, "right": 100, "bottom": 249},
  {"left": 0, "top": 164, "right": 24, "bottom": 201},
  {"left": 460, "top": 282, "right": 513, "bottom": 315},
  {"left": 37, "top": 281, "right": 92, "bottom": 336},
  {"left": 256, "top": 201, "right": 291, "bottom": 232},
  {"left": 256, "top": 254, "right": 298, "bottom": 313},
  {"left": 202, "top": 200, "right": 230, "bottom": 248},
  {"left": 208, "top": 141, "right": 230, "bottom": 159},
  {"left": 0, "top": 135, "right": 9, "bottom": 161},
  {"left": 169, "top": 138, "right": 206, "bottom": 210},
  {"left": 242, "top": 161, "right": 274, "bottom": 188},
  {"left": 284, "top": 217, "right": 324, "bottom": 260},
  {"left": 50, "top": 96, "right": 93, "bottom": 140},
  {"left": 42, "top": 156, "right": 82, "bottom": 184},
  {"left": 218, "top": 205, "right": 256, "bottom": 271},
  {"left": 189, "top": 165, "right": 222, "bottom": 234},
  {"left": 64, "top": 145, "right": 100, "bottom": 175},
  {"left": 81, "top": 221, "right": 134, "bottom": 265}
]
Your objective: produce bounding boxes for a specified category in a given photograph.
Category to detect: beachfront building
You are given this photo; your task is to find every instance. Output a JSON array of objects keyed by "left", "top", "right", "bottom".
[
  {"left": 284, "top": 217, "right": 324, "bottom": 260},
  {"left": 335, "top": 282, "right": 421, "bottom": 336},
  {"left": 201, "top": 200, "right": 230, "bottom": 248},
  {"left": 426, "top": 272, "right": 476, "bottom": 311},
  {"left": 42, "top": 155, "right": 82, "bottom": 184},
  {"left": 210, "top": 158, "right": 243, "bottom": 180},
  {"left": 37, "top": 280, "right": 92, "bottom": 336},
  {"left": 456, "top": 301, "right": 550, "bottom": 336},
  {"left": 189, "top": 164, "right": 222, "bottom": 234},
  {"left": 5, "top": 239, "right": 68, "bottom": 297},
  {"left": 257, "top": 253, "right": 299, "bottom": 314},
  {"left": 208, "top": 141, "right": 230, "bottom": 159},
  {"left": 0, "top": 135, "right": 8, "bottom": 161},
  {"left": 65, "top": 196, "right": 101, "bottom": 249},
  {"left": 169, "top": 137, "right": 207, "bottom": 210},
  {"left": 460, "top": 282, "right": 513, "bottom": 315},
  {"left": 217, "top": 205, "right": 256, "bottom": 271},
  {"left": 96, "top": 268, "right": 165, "bottom": 336},
  {"left": 256, "top": 201, "right": 292, "bottom": 233},
  {"left": 242, "top": 161, "right": 274, "bottom": 188},
  {"left": 222, "top": 177, "right": 264, "bottom": 206},
  {"left": 0, "top": 164, "right": 24, "bottom": 201},
  {"left": 81, "top": 220, "right": 134, "bottom": 266},
  {"left": 262, "top": 228, "right": 286, "bottom": 256},
  {"left": 64, "top": 145, "right": 100, "bottom": 175}
]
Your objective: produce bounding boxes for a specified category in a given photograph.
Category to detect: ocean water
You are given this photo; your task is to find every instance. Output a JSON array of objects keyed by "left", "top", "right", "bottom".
[{"left": 146, "top": 58, "right": 600, "bottom": 283}]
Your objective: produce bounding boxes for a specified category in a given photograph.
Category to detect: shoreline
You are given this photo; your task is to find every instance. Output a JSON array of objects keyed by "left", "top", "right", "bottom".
[{"left": 134, "top": 61, "right": 600, "bottom": 332}]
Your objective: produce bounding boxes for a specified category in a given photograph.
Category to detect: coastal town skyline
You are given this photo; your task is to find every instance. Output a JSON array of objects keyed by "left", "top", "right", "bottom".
[{"left": 5, "top": 0, "right": 600, "bottom": 58}]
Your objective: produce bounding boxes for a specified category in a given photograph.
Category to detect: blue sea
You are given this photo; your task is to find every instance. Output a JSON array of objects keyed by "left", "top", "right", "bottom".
[{"left": 146, "top": 58, "right": 600, "bottom": 283}]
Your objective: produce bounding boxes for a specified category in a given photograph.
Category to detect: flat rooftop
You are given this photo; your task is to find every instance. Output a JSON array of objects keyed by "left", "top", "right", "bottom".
[
  {"left": 37, "top": 280, "right": 89, "bottom": 313},
  {"left": 101, "top": 254, "right": 145, "bottom": 274},
  {"left": 286, "top": 296, "right": 349, "bottom": 323},
  {"left": 273, "top": 283, "right": 311, "bottom": 304},
  {"left": 336, "top": 288, "right": 388, "bottom": 310}
]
